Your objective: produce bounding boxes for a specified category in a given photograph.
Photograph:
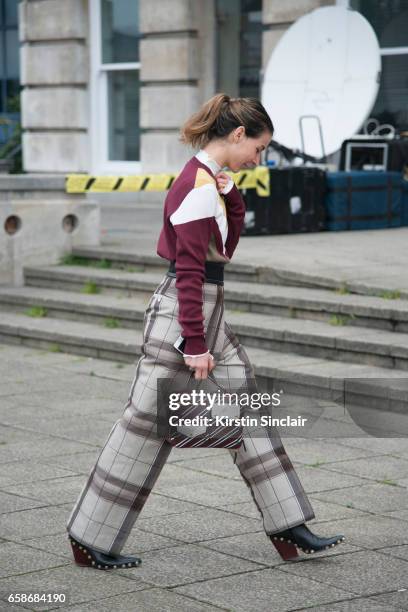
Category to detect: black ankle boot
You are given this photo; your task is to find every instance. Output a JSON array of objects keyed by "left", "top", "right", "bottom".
[
  {"left": 69, "top": 535, "right": 142, "bottom": 570},
  {"left": 270, "top": 523, "right": 345, "bottom": 560}
]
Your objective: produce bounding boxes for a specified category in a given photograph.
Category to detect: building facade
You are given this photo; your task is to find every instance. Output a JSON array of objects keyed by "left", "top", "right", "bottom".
[{"left": 6, "top": 0, "right": 408, "bottom": 174}]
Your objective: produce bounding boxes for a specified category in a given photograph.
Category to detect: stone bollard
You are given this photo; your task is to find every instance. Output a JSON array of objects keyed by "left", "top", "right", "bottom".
[{"left": 0, "top": 174, "right": 100, "bottom": 286}]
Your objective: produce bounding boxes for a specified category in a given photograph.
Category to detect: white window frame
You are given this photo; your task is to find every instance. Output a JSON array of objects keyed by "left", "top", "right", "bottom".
[{"left": 89, "top": 0, "right": 141, "bottom": 175}]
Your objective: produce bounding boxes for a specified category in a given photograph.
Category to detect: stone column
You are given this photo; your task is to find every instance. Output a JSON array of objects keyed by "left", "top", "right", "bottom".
[
  {"left": 262, "top": 0, "right": 335, "bottom": 73},
  {"left": 19, "top": 0, "right": 90, "bottom": 173},
  {"left": 140, "top": 0, "right": 216, "bottom": 173}
]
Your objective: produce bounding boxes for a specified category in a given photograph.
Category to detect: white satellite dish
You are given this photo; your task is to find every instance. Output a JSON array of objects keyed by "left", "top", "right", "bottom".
[{"left": 262, "top": 6, "right": 381, "bottom": 157}]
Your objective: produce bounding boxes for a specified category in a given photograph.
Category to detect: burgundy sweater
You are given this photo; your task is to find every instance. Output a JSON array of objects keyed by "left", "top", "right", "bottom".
[{"left": 156, "top": 150, "right": 245, "bottom": 356}]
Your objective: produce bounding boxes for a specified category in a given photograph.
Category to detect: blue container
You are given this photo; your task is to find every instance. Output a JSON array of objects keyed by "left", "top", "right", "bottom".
[
  {"left": 402, "top": 178, "right": 408, "bottom": 226},
  {"left": 325, "top": 171, "right": 403, "bottom": 231}
]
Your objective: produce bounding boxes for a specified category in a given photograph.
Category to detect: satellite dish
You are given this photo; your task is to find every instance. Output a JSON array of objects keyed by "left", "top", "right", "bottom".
[{"left": 262, "top": 7, "right": 381, "bottom": 157}]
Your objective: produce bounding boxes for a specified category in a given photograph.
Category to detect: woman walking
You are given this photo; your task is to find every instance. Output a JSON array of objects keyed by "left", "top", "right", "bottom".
[{"left": 66, "top": 94, "right": 344, "bottom": 570}]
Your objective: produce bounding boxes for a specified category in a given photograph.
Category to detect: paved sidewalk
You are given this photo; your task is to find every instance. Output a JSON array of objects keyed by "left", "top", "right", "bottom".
[{"left": 1, "top": 344, "right": 408, "bottom": 611}]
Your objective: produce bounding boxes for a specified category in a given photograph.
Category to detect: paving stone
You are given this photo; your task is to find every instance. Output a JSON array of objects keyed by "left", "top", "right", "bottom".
[
  {"left": 306, "top": 498, "right": 367, "bottom": 523},
  {"left": 18, "top": 532, "right": 77, "bottom": 561},
  {"left": 312, "top": 482, "right": 408, "bottom": 513},
  {"left": 167, "top": 446, "right": 226, "bottom": 463},
  {"left": 0, "top": 424, "right": 37, "bottom": 444},
  {"left": 322, "top": 455, "right": 408, "bottom": 482},
  {"left": 136, "top": 493, "right": 204, "bottom": 519},
  {"left": 282, "top": 438, "right": 379, "bottom": 466},
  {"left": 0, "top": 490, "right": 45, "bottom": 514},
  {"left": 292, "top": 466, "right": 367, "bottom": 494},
  {"left": 1, "top": 345, "right": 98, "bottom": 371},
  {"left": 0, "top": 505, "right": 71, "bottom": 540},
  {"left": 137, "top": 506, "right": 262, "bottom": 544},
  {"left": 116, "top": 543, "right": 261, "bottom": 588},
  {"left": 117, "top": 528, "right": 182, "bottom": 555},
  {"left": 0, "top": 460, "right": 77, "bottom": 487},
  {"left": 173, "top": 454, "right": 242, "bottom": 480},
  {"left": 369, "top": 589, "right": 408, "bottom": 610},
  {"left": 338, "top": 437, "right": 408, "bottom": 455},
  {"left": 39, "top": 450, "right": 102, "bottom": 475},
  {"left": 2, "top": 475, "right": 89, "bottom": 505},
  {"left": 216, "top": 500, "right": 262, "bottom": 519},
  {"left": 291, "top": 514, "right": 408, "bottom": 549},
  {"left": 218, "top": 497, "right": 365, "bottom": 525},
  {"left": 7, "top": 416, "right": 121, "bottom": 446},
  {"left": 65, "top": 588, "right": 217, "bottom": 612},
  {"left": 200, "top": 531, "right": 359, "bottom": 567},
  {"left": 174, "top": 567, "right": 354, "bottom": 611},
  {"left": 154, "top": 465, "right": 253, "bottom": 506},
  {"left": 295, "top": 597, "right": 402, "bottom": 611},
  {"left": 0, "top": 542, "right": 68, "bottom": 579},
  {"left": 382, "top": 509, "right": 408, "bottom": 522},
  {"left": 23, "top": 527, "right": 178, "bottom": 561},
  {"left": 8, "top": 395, "right": 125, "bottom": 421},
  {"left": 376, "top": 544, "right": 408, "bottom": 562},
  {"left": 0, "top": 374, "right": 82, "bottom": 400},
  {"left": 0, "top": 564, "right": 148, "bottom": 610},
  {"left": 0, "top": 437, "right": 95, "bottom": 464},
  {"left": 279, "top": 550, "right": 408, "bottom": 597}
]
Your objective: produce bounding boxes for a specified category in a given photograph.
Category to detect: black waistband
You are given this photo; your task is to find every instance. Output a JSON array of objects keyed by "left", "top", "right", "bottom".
[{"left": 167, "top": 260, "right": 224, "bottom": 285}]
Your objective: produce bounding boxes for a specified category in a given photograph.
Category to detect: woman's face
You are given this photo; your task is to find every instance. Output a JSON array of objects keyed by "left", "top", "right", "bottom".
[{"left": 226, "top": 128, "right": 272, "bottom": 172}]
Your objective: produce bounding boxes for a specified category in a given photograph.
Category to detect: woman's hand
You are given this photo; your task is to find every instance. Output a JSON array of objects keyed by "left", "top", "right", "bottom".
[
  {"left": 184, "top": 353, "right": 216, "bottom": 380},
  {"left": 215, "top": 171, "right": 231, "bottom": 194}
]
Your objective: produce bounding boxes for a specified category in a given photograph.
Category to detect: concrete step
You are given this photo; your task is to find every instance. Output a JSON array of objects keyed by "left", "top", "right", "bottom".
[
  {"left": 0, "top": 311, "right": 406, "bottom": 415},
  {"left": 0, "top": 286, "right": 150, "bottom": 328},
  {"left": 23, "top": 265, "right": 408, "bottom": 332},
  {"left": 228, "top": 311, "right": 408, "bottom": 371},
  {"left": 24, "top": 265, "right": 162, "bottom": 299},
  {"left": 71, "top": 246, "right": 408, "bottom": 298},
  {"left": 2, "top": 285, "right": 408, "bottom": 370},
  {"left": 71, "top": 247, "right": 258, "bottom": 284}
]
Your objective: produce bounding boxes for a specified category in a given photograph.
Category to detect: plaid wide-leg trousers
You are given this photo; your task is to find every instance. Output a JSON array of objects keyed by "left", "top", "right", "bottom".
[{"left": 67, "top": 274, "right": 315, "bottom": 555}]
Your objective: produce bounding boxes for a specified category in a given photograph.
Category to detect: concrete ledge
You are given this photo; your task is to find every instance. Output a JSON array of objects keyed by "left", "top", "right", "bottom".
[
  {"left": 0, "top": 202, "right": 99, "bottom": 286},
  {"left": 0, "top": 174, "right": 100, "bottom": 286},
  {"left": 0, "top": 174, "right": 66, "bottom": 192}
]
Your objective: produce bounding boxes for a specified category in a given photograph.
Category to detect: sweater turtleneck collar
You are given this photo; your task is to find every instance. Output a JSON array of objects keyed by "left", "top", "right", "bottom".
[{"left": 194, "top": 149, "right": 222, "bottom": 176}]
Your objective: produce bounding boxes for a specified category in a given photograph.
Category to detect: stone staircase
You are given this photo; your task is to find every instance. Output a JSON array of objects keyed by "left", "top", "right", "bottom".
[{"left": 1, "top": 246, "right": 407, "bottom": 411}]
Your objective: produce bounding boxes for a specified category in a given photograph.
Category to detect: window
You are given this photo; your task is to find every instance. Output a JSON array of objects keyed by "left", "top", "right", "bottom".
[
  {"left": 90, "top": 0, "right": 141, "bottom": 173},
  {"left": 0, "top": 0, "right": 20, "bottom": 146},
  {"left": 216, "top": 0, "right": 262, "bottom": 97},
  {"left": 348, "top": 0, "right": 408, "bottom": 132}
]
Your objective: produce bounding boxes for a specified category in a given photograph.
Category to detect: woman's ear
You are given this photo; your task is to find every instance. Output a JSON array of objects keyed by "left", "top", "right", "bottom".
[{"left": 233, "top": 126, "right": 245, "bottom": 142}]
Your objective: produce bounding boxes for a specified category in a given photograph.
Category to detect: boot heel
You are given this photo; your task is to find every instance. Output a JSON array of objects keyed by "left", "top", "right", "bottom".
[
  {"left": 271, "top": 538, "right": 299, "bottom": 561},
  {"left": 70, "top": 540, "right": 93, "bottom": 567}
]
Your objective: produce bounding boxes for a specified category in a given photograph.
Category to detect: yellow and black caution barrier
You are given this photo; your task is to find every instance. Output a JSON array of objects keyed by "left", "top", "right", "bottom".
[{"left": 65, "top": 166, "right": 270, "bottom": 197}]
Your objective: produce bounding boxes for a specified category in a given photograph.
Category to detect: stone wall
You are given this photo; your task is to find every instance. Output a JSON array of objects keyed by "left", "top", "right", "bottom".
[
  {"left": 19, "top": 0, "right": 90, "bottom": 173},
  {"left": 139, "top": 0, "right": 215, "bottom": 173}
]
